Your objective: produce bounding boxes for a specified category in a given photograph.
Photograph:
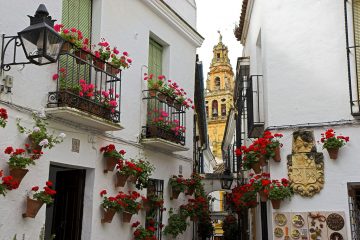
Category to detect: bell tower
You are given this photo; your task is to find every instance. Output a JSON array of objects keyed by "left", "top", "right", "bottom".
[{"left": 205, "top": 32, "right": 235, "bottom": 160}]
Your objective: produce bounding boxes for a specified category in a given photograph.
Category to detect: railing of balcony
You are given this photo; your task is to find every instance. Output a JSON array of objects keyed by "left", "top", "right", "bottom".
[
  {"left": 142, "top": 90, "right": 186, "bottom": 146},
  {"left": 246, "top": 75, "right": 264, "bottom": 138},
  {"left": 47, "top": 45, "right": 121, "bottom": 123}
]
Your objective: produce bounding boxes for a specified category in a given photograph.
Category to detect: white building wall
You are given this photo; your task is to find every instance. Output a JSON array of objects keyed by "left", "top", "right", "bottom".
[
  {"left": 0, "top": 0, "right": 202, "bottom": 239},
  {"left": 241, "top": 0, "right": 360, "bottom": 239}
]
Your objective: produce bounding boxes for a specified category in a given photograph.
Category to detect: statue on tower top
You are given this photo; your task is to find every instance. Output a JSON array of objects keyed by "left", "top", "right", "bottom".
[{"left": 217, "top": 30, "right": 222, "bottom": 43}]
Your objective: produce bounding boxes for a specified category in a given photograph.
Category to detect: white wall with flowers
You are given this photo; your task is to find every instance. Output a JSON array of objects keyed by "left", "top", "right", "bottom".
[
  {"left": 0, "top": 0, "right": 203, "bottom": 239},
  {"left": 239, "top": 0, "right": 360, "bottom": 239}
]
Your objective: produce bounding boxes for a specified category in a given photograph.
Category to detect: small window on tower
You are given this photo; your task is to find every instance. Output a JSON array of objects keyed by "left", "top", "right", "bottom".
[
  {"left": 217, "top": 53, "right": 220, "bottom": 61},
  {"left": 221, "top": 104, "right": 226, "bottom": 116},
  {"left": 215, "top": 77, "right": 220, "bottom": 89},
  {"left": 212, "top": 100, "right": 218, "bottom": 117}
]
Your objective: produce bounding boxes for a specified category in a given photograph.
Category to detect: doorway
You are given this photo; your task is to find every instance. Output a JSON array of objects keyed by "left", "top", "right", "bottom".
[{"left": 45, "top": 165, "right": 86, "bottom": 240}]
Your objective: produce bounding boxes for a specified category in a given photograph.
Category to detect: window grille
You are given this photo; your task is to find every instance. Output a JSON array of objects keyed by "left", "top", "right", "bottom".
[{"left": 146, "top": 179, "right": 164, "bottom": 240}]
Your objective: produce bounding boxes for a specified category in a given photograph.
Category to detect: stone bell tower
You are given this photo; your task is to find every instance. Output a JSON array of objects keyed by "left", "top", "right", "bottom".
[{"left": 205, "top": 31, "right": 235, "bottom": 160}]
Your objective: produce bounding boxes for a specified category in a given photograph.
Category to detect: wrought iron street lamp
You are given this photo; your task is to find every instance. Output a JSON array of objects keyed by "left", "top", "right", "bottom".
[
  {"left": 1, "top": 4, "right": 63, "bottom": 72},
  {"left": 221, "top": 169, "right": 233, "bottom": 190}
]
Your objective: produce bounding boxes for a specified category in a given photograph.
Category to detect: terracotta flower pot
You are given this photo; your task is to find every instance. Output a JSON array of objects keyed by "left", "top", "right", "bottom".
[
  {"left": 148, "top": 89, "right": 157, "bottom": 97},
  {"left": 23, "top": 197, "right": 43, "bottom": 218},
  {"left": 106, "top": 64, "right": 121, "bottom": 76},
  {"left": 251, "top": 162, "right": 261, "bottom": 174},
  {"left": 158, "top": 92, "right": 167, "bottom": 102},
  {"left": 166, "top": 97, "right": 175, "bottom": 106},
  {"left": 28, "top": 135, "right": 42, "bottom": 152},
  {"left": 104, "top": 157, "right": 118, "bottom": 173},
  {"left": 61, "top": 42, "right": 72, "bottom": 52},
  {"left": 9, "top": 167, "right": 28, "bottom": 185},
  {"left": 101, "top": 208, "right": 117, "bottom": 223},
  {"left": 115, "top": 173, "right": 129, "bottom": 187},
  {"left": 259, "top": 155, "right": 267, "bottom": 167},
  {"left": 93, "top": 58, "right": 105, "bottom": 71},
  {"left": 327, "top": 148, "right": 339, "bottom": 160},
  {"left": 259, "top": 190, "right": 268, "bottom": 202},
  {"left": 171, "top": 189, "right": 181, "bottom": 200},
  {"left": 174, "top": 101, "right": 182, "bottom": 111},
  {"left": 273, "top": 146, "right": 281, "bottom": 162},
  {"left": 122, "top": 211, "right": 133, "bottom": 223},
  {"left": 271, "top": 199, "right": 282, "bottom": 209},
  {"left": 128, "top": 175, "right": 138, "bottom": 184},
  {"left": 74, "top": 50, "right": 88, "bottom": 64}
]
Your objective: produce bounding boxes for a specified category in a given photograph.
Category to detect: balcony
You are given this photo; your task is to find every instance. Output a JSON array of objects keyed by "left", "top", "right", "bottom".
[
  {"left": 141, "top": 90, "right": 188, "bottom": 152},
  {"left": 45, "top": 45, "right": 123, "bottom": 131}
]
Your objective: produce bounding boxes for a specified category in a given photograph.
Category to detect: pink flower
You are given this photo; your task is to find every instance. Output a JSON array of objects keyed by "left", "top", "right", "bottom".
[
  {"left": 123, "top": 51, "right": 128, "bottom": 56},
  {"left": 52, "top": 74, "right": 59, "bottom": 81},
  {"left": 127, "top": 58, "right": 132, "bottom": 63},
  {"left": 63, "top": 29, "right": 69, "bottom": 34},
  {"left": 54, "top": 24, "right": 62, "bottom": 32},
  {"left": 113, "top": 48, "right": 119, "bottom": 55},
  {"left": 71, "top": 28, "right": 77, "bottom": 33}
]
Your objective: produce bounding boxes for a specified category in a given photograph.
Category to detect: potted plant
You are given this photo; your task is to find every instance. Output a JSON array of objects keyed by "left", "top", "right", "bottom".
[
  {"left": 163, "top": 208, "right": 189, "bottom": 238},
  {"left": 134, "top": 159, "right": 155, "bottom": 190},
  {"left": 162, "top": 80, "right": 178, "bottom": 105},
  {"left": 180, "top": 196, "right": 209, "bottom": 221},
  {"left": 144, "top": 73, "right": 165, "bottom": 97},
  {"left": 238, "top": 145, "right": 262, "bottom": 174},
  {"left": 222, "top": 215, "right": 239, "bottom": 240},
  {"left": 141, "top": 194, "right": 164, "bottom": 212},
  {"left": 100, "top": 190, "right": 122, "bottom": 223},
  {"left": 54, "top": 24, "right": 83, "bottom": 53},
  {"left": 92, "top": 39, "right": 111, "bottom": 71},
  {"left": 4, "top": 146, "right": 35, "bottom": 184},
  {"left": 23, "top": 181, "right": 56, "bottom": 218},
  {"left": 249, "top": 172, "right": 271, "bottom": 202},
  {"left": 185, "top": 173, "right": 203, "bottom": 196},
  {"left": 0, "top": 107, "right": 8, "bottom": 128},
  {"left": 227, "top": 184, "right": 258, "bottom": 211},
  {"left": 262, "top": 131, "right": 283, "bottom": 162},
  {"left": 17, "top": 114, "right": 65, "bottom": 151},
  {"left": 132, "top": 224, "right": 158, "bottom": 240},
  {"left": 320, "top": 129, "right": 349, "bottom": 159},
  {"left": 169, "top": 175, "right": 188, "bottom": 199},
  {"left": 268, "top": 178, "right": 293, "bottom": 209},
  {"left": 0, "top": 170, "right": 19, "bottom": 196},
  {"left": 107, "top": 50, "right": 132, "bottom": 75},
  {"left": 100, "top": 144, "right": 125, "bottom": 173},
  {"left": 115, "top": 159, "right": 138, "bottom": 187},
  {"left": 116, "top": 191, "right": 142, "bottom": 223}
]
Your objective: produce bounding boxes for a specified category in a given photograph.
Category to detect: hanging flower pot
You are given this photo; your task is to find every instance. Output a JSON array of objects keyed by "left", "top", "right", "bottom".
[
  {"left": 174, "top": 101, "right": 182, "bottom": 111},
  {"left": 122, "top": 211, "right": 133, "bottom": 223},
  {"left": 327, "top": 148, "right": 339, "bottom": 160},
  {"left": 28, "top": 135, "right": 42, "bottom": 152},
  {"left": 166, "top": 97, "right": 175, "bottom": 106},
  {"left": 271, "top": 199, "right": 282, "bottom": 209},
  {"left": 106, "top": 64, "right": 121, "bottom": 76},
  {"left": 259, "top": 155, "right": 267, "bottom": 167},
  {"left": 251, "top": 162, "right": 261, "bottom": 174},
  {"left": 9, "top": 167, "right": 28, "bottom": 185},
  {"left": 23, "top": 197, "right": 44, "bottom": 218},
  {"left": 93, "top": 58, "right": 105, "bottom": 71},
  {"left": 273, "top": 146, "right": 281, "bottom": 162},
  {"left": 158, "top": 92, "right": 167, "bottom": 102},
  {"left": 101, "top": 208, "right": 117, "bottom": 223},
  {"left": 148, "top": 89, "right": 158, "bottom": 98},
  {"left": 128, "top": 175, "right": 138, "bottom": 184},
  {"left": 104, "top": 157, "right": 118, "bottom": 173},
  {"left": 74, "top": 50, "right": 88, "bottom": 64},
  {"left": 171, "top": 189, "right": 181, "bottom": 200},
  {"left": 259, "top": 190, "right": 268, "bottom": 202},
  {"left": 115, "top": 173, "right": 129, "bottom": 187},
  {"left": 61, "top": 42, "right": 72, "bottom": 53}
]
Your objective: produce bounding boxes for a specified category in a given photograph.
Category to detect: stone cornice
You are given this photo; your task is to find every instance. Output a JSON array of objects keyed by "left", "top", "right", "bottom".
[{"left": 142, "top": 0, "right": 204, "bottom": 47}]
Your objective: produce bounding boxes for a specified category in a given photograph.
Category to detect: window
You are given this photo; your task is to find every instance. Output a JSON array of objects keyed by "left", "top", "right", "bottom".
[
  {"left": 146, "top": 179, "right": 164, "bottom": 240},
  {"left": 215, "top": 77, "right": 220, "bottom": 89},
  {"left": 217, "top": 53, "right": 220, "bottom": 61},
  {"left": 62, "top": 0, "right": 92, "bottom": 39},
  {"left": 349, "top": 185, "right": 360, "bottom": 239},
  {"left": 212, "top": 100, "right": 218, "bottom": 116},
  {"left": 221, "top": 104, "right": 226, "bottom": 116},
  {"left": 148, "top": 39, "right": 163, "bottom": 78}
]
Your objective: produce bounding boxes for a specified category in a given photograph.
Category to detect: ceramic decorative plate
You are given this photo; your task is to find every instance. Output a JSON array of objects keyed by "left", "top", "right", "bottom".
[
  {"left": 329, "top": 232, "right": 344, "bottom": 240},
  {"left": 291, "top": 229, "right": 301, "bottom": 239},
  {"left": 292, "top": 214, "right": 305, "bottom": 228},
  {"left": 275, "top": 213, "right": 287, "bottom": 226},
  {"left": 274, "top": 227, "right": 284, "bottom": 238},
  {"left": 326, "top": 213, "right": 345, "bottom": 231}
]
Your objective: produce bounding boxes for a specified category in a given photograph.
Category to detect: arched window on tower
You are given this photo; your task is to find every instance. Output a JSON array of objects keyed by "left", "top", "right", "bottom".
[
  {"left": 221, "top": 104, "right": 226, "bottom": 116},
  {"left": 212, "top": 100, "right": 218, "bottom": 117},
  {"left": 215, "top": 77, "right": 220, "bottom": 89}
]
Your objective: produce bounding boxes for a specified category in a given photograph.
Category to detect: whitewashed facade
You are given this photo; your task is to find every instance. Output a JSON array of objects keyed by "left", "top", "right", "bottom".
[
  {"left": 0, "top": 0, "right": 203, "bottom": 239},
  {"left": 236, "top": 0, "right": 360, "bottom": 239}
]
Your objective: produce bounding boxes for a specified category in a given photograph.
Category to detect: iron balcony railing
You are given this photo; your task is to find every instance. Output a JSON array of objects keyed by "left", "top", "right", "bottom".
[
  {"left": 142, "top": 90, "right": 186, "bottom": 146},
  {"left": 47, "top": 43, "right": 122, "bottom": 123}
]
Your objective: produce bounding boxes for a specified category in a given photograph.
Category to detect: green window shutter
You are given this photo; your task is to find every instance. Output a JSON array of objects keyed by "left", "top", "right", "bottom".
[
  {"left": 353, "top": 0, "right": 360, "bottom": 93},
  {"left": 62, "top": 0, "right": 92, "bottom": 39},
  {"left": 148, "top": 39, "right": 163, "bottom": 77}
]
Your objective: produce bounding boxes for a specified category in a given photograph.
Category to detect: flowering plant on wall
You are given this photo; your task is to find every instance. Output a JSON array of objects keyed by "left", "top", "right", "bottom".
[
  {"left": 169, "top": 175, "right": 188, "bottom": 199},
  {"left": 93, "top": 39, "right": 112, "bottom": 61},
  {"left": 54, "top": 24, "right": 89, "bottom": 51},
  {"left": 267, "top": 178, "right": 293, "bottom": 209},
  {"left": 144, "top": 73, "right": 165, "bottom": 92},
  {"left": 100, "top": 144, "right": 125, "bottom": 159},
  {"left": 249, "top": 172, "right": 271, "bottom": 202},
  {"left": 110, "top": 49, "right": 132, "bottom": 70},
  {"left": 30, "top": 181, "right": 56, "bottom": 205},
  {"left": 5, "top": 146, "right": 35, "bottom": 169},
  {"left": 0, "top": 108, "right": 8, "bottom": 128},
  {"left": 100, "top": 190, "right": 122, "bottom": 211},
  {"left": 226, "top": 183, "right": 257, "bottom": 211},
  {"left": 141, "top": 194, "right": 164, "bottom": 212},
  {"left": 185, "top": 173, "right": 203, "bottom": 195},
  {"left": 0, "top": 170, "right": 19, "bottom": 196},
  {"left": 132, "top": 222, "right": 158, "bottom": 240},
  {"left": 263, "top": 131, "right": 283, "bottom": 161},
  {"left": 17, "top": 114, "right": 65, "bottom": 150},
  {"left": 320, "top": 129, "right": 349, "bottom": 159},
  {"left": 116, "top": 191, "right": 143, "bottom": 214}
]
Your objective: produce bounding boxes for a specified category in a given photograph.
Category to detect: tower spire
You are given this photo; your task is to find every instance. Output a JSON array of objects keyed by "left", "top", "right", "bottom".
[{"left": 217, "top": 30, "right": 222, "bottom": 43}]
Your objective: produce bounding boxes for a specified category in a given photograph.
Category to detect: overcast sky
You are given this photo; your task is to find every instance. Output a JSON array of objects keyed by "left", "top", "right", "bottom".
[{"left": 196, "top": 0, "right": 243, "bottom": 80}]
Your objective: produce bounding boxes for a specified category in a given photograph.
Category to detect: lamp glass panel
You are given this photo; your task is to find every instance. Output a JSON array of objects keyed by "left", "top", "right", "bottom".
[{"left": 45, "top": 29, "right": 63, "bottom": 61}]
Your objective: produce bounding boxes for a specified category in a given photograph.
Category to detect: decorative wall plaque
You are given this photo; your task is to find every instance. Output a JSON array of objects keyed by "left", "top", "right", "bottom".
[{"left": 287, "top": 130, "right": 324, "bottom": 197}]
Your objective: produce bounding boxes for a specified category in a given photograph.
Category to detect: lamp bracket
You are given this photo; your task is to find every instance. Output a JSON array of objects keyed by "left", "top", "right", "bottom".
[{"left": 0, "top": 34, "right": 32, "bottom": 74}]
